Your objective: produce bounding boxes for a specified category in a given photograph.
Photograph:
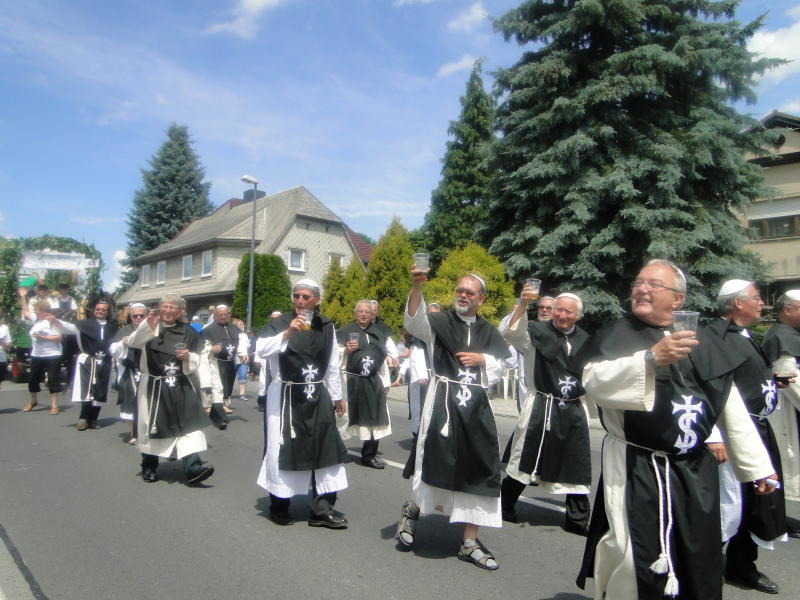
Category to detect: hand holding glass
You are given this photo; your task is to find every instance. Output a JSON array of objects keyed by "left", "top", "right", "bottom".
[
  {"left": 522, "top": 278, "right": 541, "bottom": 303},
  {"left": 672, "top": 311, "right": 699, "bottom": 336},
  {"left": 412, "top": 253, "right": 430, "bottom": 274},
  {"left": 300, "top": 310, "right": 314, "bottom": 330}
]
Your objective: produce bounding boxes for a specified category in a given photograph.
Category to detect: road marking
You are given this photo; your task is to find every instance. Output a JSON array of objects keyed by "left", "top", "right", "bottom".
[{"left": 346, "top": 450, "right": 565, "bottom": 514}]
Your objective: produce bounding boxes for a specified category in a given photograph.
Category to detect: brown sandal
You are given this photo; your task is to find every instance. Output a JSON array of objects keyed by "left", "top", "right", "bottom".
[
  {"left": 50, "top": 407, "right": 59, "bottom": 415},
  {"left": 23, "top": 403, "right": 38, "bottom": 412}
]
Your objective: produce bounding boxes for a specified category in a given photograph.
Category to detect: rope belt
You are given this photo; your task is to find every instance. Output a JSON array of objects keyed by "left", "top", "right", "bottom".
[
  {"left": 607, "top": 433, "right": 680, "bottom": 598},
  {"left": 343, "top": 370, "right": 378, "bottom": 378},
  {"left": 276, "top": 378, "right": 324, "bottom": 445},
  {"left": 432, "top": 374, "right": 486, "bottom": 439},
  {"left": 78, "top": 353, "right": 106, "bottom": 402}
]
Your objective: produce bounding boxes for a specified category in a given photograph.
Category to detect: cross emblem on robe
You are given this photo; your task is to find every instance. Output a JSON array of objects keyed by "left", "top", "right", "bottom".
[
  {"left": 164, "top": 361, "right": 180, "bottom": 388},
  {"left": 760, "top": 380, "right": 777, "bottom": 415},
  {"left": 672, "top": 394, "right": 703, "bottom": 453}
]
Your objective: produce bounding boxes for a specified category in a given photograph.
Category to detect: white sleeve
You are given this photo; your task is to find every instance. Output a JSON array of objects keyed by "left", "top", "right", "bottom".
[
  {"left": 55, "top": 321, "right": 78, "bottom": 336},
  {"left": 324, "top": 328, "right": 343, "bottom": 402},
  {"left": 582, "top": 351, "right": 656, "bottom": 412},
  {"left": 774, "top": 354, "right": 800, "bottom": 413},
  {"left": 256, "top": 331, "right": 288, "bottom": 359},
  {"left": 408, "top": 346, "right": 428, "bottom": 382},
  {"left": 196, "top": 341, "right": 212, "bottom": 388},
  {"left": 237, "top": 332, "right": 249, "bottom": 357},
  {"left": 404, "top": 293, "right": 433, "bottom": 348},
  {"left": 126, "top": 322, "right": 156, "bottom": 349},
  {"left": 719, "top": 384, "right": 775, "bottom": 482},
  {"left": 109, "top": 340, "right": 127, "bottom": 360},
  {"left": 385, "top": 336, "right": 399, "bottom": 359},
  {"left": 502, "top": 311, "right": 533, "bottom": 356},
  {"left": 483, "top": 353, "right": 505, "bottom": 388}
]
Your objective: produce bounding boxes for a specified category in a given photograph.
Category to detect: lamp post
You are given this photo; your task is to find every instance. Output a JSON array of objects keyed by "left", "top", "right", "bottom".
[{"left": 241, "top": 174, "right": 259, "bottom": 331}]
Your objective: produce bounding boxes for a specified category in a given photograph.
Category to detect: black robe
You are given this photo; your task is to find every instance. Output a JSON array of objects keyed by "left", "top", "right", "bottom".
[
  {"left": 421, "top": 310, "right": 510, "bottom": 498},
  {"left": 112, "top": 324, "right": 141, "bottom": 416},
  {"left": 75, "top": 318, "right": 118, "bottom": 403},
  {"left": 576, "top": 314, "right": 744, "bottom": 600},
  {"left": 337, "top": 321, "right": 390, "bottom": 429},
  {"left": 513, "top": 320, "right": 591, "bottom": 486},
  {"left": 143, "top": 322, "right": 207, "bottom": 439},
  {"left": 202, "top": 321, "right": 241, "bottom": 398},
  {"left": 261, "top": 312, "right": 348, "bottom": 471},
  {"left": 706, "top": 318, "right": 786, "bottom": 542},
  {"left": 763, "top": 321, "right": 800, "bottom": 364}
]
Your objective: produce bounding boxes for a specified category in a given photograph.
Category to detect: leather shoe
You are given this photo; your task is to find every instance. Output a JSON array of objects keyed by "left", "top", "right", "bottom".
[
  {"left": 725, "top": 571, "right": 779, "bottom": 594},
  {"left": 89, "top": 421, "right": 100, "bottom": 429},
  {"left": 786, "top": 523, "right": 800, "bottom": 539},
  {"left": 76, "top": 419, "right": 88, "bottom": 431},
  {"left": 308, "top": 512, "right": 348, "bottom": 529},
  {"left": 186, "top": 465, "right": 214, "bottom": 485},
  {"left": 362, "top": 457, "right": 385, "bottom": 469},
  {"left": 269, "top": 512, "right": 295, "bottom": 526},
  {"left": 141, "top": 468, "right": 158, "bottom": 483},
  {"left": 562, "top": 522, "right": 589, "bottom": 537},
  {"left": 502, "top": 508, "right": 518, "bottom": 523}
]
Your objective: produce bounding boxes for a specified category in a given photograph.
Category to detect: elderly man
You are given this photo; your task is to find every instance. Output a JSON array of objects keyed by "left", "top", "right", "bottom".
[
  {"left": 575, "top": 259, "right": 776, "bottom": 600},
  {"left": 202, "top": 305, "right": 248, "bottom": 427},
  {"left": 127, "top": 293, "right": 214, "bottom": 484},
  {"left": 395, "top": 268, "right": 510, "bottom": 571},
  {"left": 763, "top": 291, "right": 800, "bottom": 537},
  {"left": 537, "top": 296, "right": 555, "bottom": 322},
  {"left": 500, "top": 290, "right": 591, "bottom": 536},
  {"left": 338, "top": 300, "right": 395, "bottom": 469},
  {"left": 256, "top": 279, "right": 349, "bottom": 529},
  {"left": 705, "top": 279, "right": 786, "bottom": 594}
]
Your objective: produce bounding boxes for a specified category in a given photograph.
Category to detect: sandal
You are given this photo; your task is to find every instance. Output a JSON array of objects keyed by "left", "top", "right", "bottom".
[
  {"left": 23, "top": 403, "right": 38, "bottom": 412},
  {"left": 50, "top": 407, "right": 59, "bottom": 415},
  {"left": 396, "top": 501, "right": 419, "bottom": 547},
  {"left": 458, "top": 539, "right": 498, "bottom": 571}
]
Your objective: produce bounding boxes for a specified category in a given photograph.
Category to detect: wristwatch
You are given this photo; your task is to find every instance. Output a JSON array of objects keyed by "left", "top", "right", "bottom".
[{"left": 644, "top": 349, "right": 656, "bottom": 366}]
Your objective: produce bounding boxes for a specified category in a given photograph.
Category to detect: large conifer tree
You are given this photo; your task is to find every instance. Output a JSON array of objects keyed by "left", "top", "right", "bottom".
[
  {"left": 366, "top": 218, "right": 414, "bottom": 333},
  {"left": 120, "top": 124, "right": 213, "bottom": 290},
  {"left": 420, "top": 61, "right": 495, "bottom": 270},
  {"left": 482, "top": 0, "right": 781, "bottom": 325}
]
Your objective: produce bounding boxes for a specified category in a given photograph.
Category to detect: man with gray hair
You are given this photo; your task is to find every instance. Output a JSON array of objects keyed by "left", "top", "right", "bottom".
[
  {"left": 500, "top": 289, "right": 592, "bottom": 536},
  {"left": 705, "top": 279, "right": 785, "bottom": 594},
  {"left": 763, "top": 290, "right": 800, "bottom": 538},
  {"left": 537, "top": 296, "right": 555, "bottom": 322},
  {"left": 202, "top": 305, "right": 248, "bottom": 428},
  {"left": 576, "top": 260, "right": 776, "bottom": 600}
]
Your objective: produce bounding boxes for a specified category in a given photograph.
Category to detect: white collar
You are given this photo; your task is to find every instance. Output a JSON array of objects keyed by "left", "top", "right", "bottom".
[{"left": 456, "top": 313, "right": 476, "bottom": 324}]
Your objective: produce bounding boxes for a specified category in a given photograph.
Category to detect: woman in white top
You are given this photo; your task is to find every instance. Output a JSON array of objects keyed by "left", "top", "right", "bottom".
[{"left": 26, "top": 300, "right": 63, "bottom": 415}]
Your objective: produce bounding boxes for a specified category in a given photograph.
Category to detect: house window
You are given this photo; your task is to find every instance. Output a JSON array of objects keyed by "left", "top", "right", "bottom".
[
  {"left": 156, "top": 260, "right": 166, "bottom": 285},
  {"left": 201, "top": 250, "right": 213, "bottom": 277},
  {"left": 182, "top": 255, "right": 192, "bottom": 280},
  {"left": 748, "top": 216, "right": 800, "bottom": 240},
  {"left": 140, "top": 264, "right": 150, "bottom": 288},
  {"left": 288, "top": 249, "right": 306, "bottom": 272},
  {"left": 329, "top": 254, "right": 343, "bottom": 269}
]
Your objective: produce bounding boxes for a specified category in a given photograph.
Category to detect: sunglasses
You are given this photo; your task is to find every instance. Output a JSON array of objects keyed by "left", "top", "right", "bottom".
[
  {"left": 130, "top": 313, "right": 146, "bottom": 319},
  {"left": 293, "top": 293, "right": 313, "bottom": 300}
]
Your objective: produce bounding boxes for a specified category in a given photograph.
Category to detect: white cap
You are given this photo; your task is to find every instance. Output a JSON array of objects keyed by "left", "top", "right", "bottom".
[
  {"left": 191, "top": 315, "right": 200, "bottom": 321},
  {"left": 786, "top": 290, "right": 800, "bottom": 302},
  {"left": 294, "top": 278, "right": 319, "bottom": 290},
  {"left": 718, "top": 279, "right": 752, "bottom": 298}
]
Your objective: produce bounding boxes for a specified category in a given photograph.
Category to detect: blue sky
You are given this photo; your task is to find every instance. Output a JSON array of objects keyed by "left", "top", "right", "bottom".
[{"left": 1, "top": 0, "right": 799, "bottom": 290}]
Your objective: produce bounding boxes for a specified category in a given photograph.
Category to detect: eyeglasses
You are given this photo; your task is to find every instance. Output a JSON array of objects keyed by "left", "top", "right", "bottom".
[
  {"left": 631, "top": 280, "right": 680, "bottom": 294},
  {"left": 455, "top": 288, "right": 478, "bottom": 297},
  {"left": 130, "top": 313, "right": 146, "bottom": 319},
  {"left": 539, "top": 305, "right": 553, "bottom": 311},
  {"left": 293, "top": 293, "right": 313, "bottom": 300},
  {"left": 744, "top": 295, "right": 762, "bottom": 302}
]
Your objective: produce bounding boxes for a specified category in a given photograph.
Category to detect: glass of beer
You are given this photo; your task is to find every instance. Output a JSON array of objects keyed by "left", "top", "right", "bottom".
[
  {"left": 349, "top": 332, "right": 360, "bottom": 343},
  {"left": 672, "top": 311, "right": 699, "bottom": 336},
  {"left": 413, "top": 253, "right": 430, "bottom": 272},
  {"left": 300, "top": 310, "right": 314, "bottom": 330},
  {"left": 174, "top": 342, "right": 187, "bottom": 356},
  {"left": 525, "top": 278, "right": 541, "bottom": 301}
]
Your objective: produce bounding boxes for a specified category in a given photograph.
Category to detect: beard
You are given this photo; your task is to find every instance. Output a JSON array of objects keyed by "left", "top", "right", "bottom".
[{"left": 453, "top": 301, "right": 472, "bottom": 316}]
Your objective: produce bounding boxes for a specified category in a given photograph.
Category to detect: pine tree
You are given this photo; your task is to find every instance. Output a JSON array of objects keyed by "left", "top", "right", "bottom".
[
  {"left": 231, "top": 254, "right": 292, "bottom": 331},
  {"left": 120, "top": 123, "right": 213, "bottom": 291},
  {"left": 366, "top": 218, "right": 414, "bottom": 333},
  {"left": 420, "top": 61, "right": 495, "bottom": 270},
  {"left": 424, "top": 243, "right": 515, "bottom": 324},
  {"left": 322, "top": 258, "right": 368, "bottom": 328},
  {"left": 482, "top": 0, "right": 782, "bottom": 326}
]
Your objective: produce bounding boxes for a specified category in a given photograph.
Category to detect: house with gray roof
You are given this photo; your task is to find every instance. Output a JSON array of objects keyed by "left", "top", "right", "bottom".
[{"left": 117, "top": 186, "right": 370, "bottom": 322}]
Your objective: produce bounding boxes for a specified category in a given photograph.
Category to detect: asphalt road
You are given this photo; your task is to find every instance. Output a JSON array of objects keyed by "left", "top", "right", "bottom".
[{"left": 1, "top": 381, "right": 799, "bottom": 600}]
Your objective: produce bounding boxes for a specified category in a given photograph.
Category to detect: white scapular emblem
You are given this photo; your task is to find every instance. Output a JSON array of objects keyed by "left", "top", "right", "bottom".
[
  {"left": 225, "top": 343, "right": 236, "bottom": 358},
  {"left": 455, "top": 369, "right": 477, "bottom": 407},
  {"left": 760, "top": 379, "right": 777, "bottom": 416},
  {"left": 558, "top": 375, "right": 578, "bottom": 405},
  {"left": 302, "top": 364, "right": 319, "bottom": 400},
  {"left": 163, "top": 361, "right": 180, "bottom": 388},
  {"left": 94, "top": 351, "right": 106, "bottom": 367},
  {"left": 360, "top": 355, "right": 374, "bottom": 376},
  {"left": 672, "top": 394, "right": 703, "bottom": 454}
]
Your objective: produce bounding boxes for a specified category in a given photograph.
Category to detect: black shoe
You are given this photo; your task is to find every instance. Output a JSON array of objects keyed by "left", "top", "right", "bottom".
[
  {"left": 141, "top": 468, "right": 158, "bottom": 483},
  {"left": 725, "top": 571, "right": 779, "bottom": 594},
  {"left": 269, "top": 512, "right": 295, "bottom": 526},
  {"left": 562, "top": 522, "right": 589, "bottom": 537},
  {"left": 361, "top": 457, "right": 385, "bottom": 469},
  {"left": 787, "top": 523, "right": 800, "bottom": 539},
  {"left": 308, "top": 512, "right": 348, "bottom": 529},
  {"left": 502, "top": 509, "right": 518, "bottom": 523},
  {"left": 186, "top": 465, "right": 214, "bottom": 485},
  {"left": 89, "top": 421, "right": 100, "bottom": 429}
]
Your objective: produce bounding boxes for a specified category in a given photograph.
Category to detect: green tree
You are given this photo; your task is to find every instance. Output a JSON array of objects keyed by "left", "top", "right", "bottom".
[
  {"left": 366, "top": 218, "right": 414, "bottom": 333},
  {"left": 231, "top": 254, "right": 292, "bottom": 331},
  {"left": 420, "top": 61, "right": 495, "bottom": 270},
  {"left": 0, "top": 238, "right": 21, "bottom": 321},
  {"left": 334, "top": 257, "right": 369, "bottom": 327},
  {"left": 120, "top": 123, "right": 213, "bottom": 291},
  {"left": 482, "top": 0, "right": 781, "bottom": 327},
  {"left": 18, "top": 235, "right": 104, "bottom": 300},
  {"left": 424, "top": 243, "right": 515, "bottom": 324}
]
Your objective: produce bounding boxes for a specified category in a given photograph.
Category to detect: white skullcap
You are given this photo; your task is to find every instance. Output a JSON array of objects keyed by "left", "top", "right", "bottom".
[
  {"left": 556, "top": 292, "right": 581, "bottom": 304},
  {"left": 294, "top": 278, "right": 319, "bottom": 289},
  {"left": 717, "top": 279, "right": 752, "bottom": 298},
  {"left": 191, "top": 315, "right": 200, "bottom": 321},
  {"left": 786, "top": 290, "right": 800, "bottom": 302},
  {"left": 215, "top": 304, "right": 229, "bottom": 311},
  {"left": 129, "top": 302, "right": 146, "bottom": 309}
]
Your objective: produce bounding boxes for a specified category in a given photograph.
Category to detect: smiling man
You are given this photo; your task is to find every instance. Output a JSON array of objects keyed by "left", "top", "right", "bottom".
[
  {"left": 575, "top": 259, "right": 777, "bottom": 600},
  {"left": 500, "top": 291, "right": 591, "bottom": 536}
]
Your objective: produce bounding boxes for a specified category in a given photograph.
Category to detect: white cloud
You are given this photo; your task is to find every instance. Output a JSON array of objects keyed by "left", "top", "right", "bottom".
[
  {"left": 393, "top": 0, "right": 434, "bottom": 7},
  {"left": 779, "top": 98, "right": 800, "bottom": 114},
  {"left": 447, "top": 2, "right": 488, "bottom": 34},
  {"left": 749, "top": 7, "right": 800, "bottom": 85},
  {"left": 69, "top": 216, "right": 125, "bottom": 226},
  {"left": 107, "top": 249, "right": 129, "bottom": 293},
  {"left": 437, "top": 54, "right": 476, "bottom": 78},
  {"left": 205, "top": 0, "right": 287, "bottom": 39}
]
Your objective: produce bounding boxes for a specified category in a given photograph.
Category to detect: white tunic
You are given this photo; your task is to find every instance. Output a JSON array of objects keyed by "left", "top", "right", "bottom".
[
  {"left": 405, "top": 298, "right": 505, "bottom": 528},
  {"left": 255, "top": 328, "right": 348, "bottom": 498},
  {"left": 768, "top": 353, "right": 800, "bottom": 502}
]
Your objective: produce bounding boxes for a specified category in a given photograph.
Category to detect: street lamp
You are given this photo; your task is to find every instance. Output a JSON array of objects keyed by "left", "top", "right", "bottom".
[{"left": 241, "top": 174, "right": 259, "bottom": 330}]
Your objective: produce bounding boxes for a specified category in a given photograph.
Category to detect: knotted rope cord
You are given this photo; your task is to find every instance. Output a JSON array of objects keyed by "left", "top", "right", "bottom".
[{"left": 431, "top": 374, "right": 486, "bottom": 438}]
